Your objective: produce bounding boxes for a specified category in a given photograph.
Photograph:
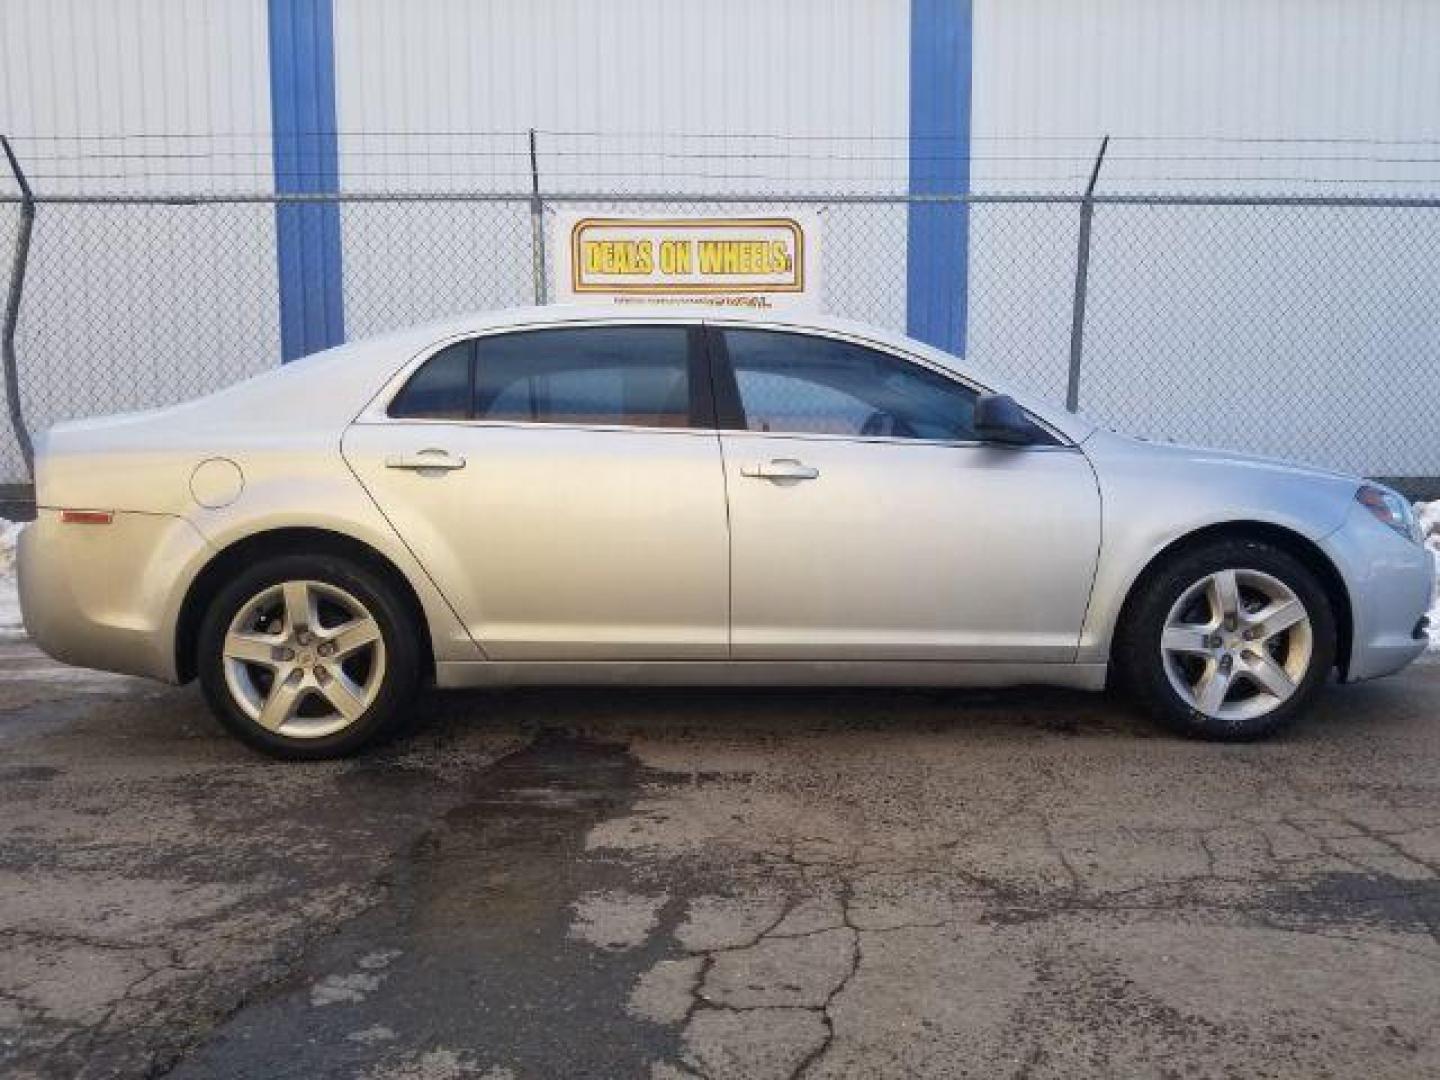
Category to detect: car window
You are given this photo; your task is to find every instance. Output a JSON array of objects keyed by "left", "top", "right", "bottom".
[
  {"left": 724, "top": 329, "right": 978, "bottom": 441},
  {"left": 387, "top": 341, "right": 471, "bottom": 420},
  {"left": 475, "top": 327, "right": 691, "bottom": 428}
]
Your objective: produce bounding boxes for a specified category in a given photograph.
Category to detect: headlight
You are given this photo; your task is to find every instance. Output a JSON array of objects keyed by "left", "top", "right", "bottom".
[{"left": 1356, "top": 484, "right": 1421, "bottom": 543}]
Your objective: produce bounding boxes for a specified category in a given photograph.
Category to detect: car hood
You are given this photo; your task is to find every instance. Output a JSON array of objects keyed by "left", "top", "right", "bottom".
[
  {"left": 1077, "top": 428, "right": 1367, "bottom": 546},
  {"left": 1080, "top": 429, "right": 1362, "bottom": 488}
]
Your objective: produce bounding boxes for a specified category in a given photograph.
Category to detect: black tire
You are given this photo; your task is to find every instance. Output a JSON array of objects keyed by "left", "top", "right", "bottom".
[
  {"left": 1115, "top": 538, "right": 1337, "bottom": 741},
  {"left": 197, "top": 553, "right": 422, "bottom": 759}
]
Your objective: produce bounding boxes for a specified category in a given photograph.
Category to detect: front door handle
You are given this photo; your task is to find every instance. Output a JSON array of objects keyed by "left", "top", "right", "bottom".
[
  {"left": 740, "top": 458, "right": 820, "bottom": 481},
  {"left": 385, "top": 449, "right": 467, "bottom": 472}
]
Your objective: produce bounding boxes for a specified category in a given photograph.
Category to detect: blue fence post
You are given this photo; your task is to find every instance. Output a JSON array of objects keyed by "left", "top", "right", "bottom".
[
  {"left": 268, "top": 0, "right": 345, "bottom": 362},
  {"left": 906, "top": 0, "right": 972, "bottom": 355}
]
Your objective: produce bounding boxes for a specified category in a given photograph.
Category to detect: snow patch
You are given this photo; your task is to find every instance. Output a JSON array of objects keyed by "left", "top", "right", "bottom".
[
  {"left": 310, "top": 971, "right": 383, "bottom": 1007},
  {"left": 0, "top": 518, "right": 23, "bottom": 641},
  {"left": 1419, "top": 500, "right": 1440, "bottom": 652}
]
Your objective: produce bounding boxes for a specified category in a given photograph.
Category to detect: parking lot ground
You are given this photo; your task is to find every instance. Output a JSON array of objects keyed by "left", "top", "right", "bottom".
[{"left": 1, "top": 638, "right": 1439, "bottom": 1079}]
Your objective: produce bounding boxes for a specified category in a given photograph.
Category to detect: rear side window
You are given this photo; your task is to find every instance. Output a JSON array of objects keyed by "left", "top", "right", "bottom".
[
  {"left": 475, "top": 327, "right": 691, "bottom": 428},
  {"left": 387, "top": 341, "right": 471, "bottom": 419},
  {"left": 388, "top": 326, "right": 694, "bottom": 428}
]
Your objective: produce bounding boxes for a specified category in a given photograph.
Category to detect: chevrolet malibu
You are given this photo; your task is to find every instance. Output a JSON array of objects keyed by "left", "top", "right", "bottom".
[{"left": 18, "top": 307, "right": 1434, "bottom": 758}]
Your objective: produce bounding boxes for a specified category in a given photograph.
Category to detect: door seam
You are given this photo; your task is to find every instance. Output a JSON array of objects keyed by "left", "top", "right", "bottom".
[{"left": 338, "top": 424, "right": 491, "bottom": 660}]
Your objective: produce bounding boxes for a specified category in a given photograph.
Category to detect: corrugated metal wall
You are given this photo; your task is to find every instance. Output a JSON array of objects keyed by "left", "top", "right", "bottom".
[
  {"left": 0, "top": 0, "right": 274, "bottom": 194},
  {"left": 2, "top": 0, "right": 1440, "bottom": 481},
  {"left": 0, "top": 0, "right": 280, "bottom": 477},
  {"left": 967, "top": 0, "right": 1440, "bottom": 470},
  {"left": 333, "top": 0, "right": 909, "bottom": 192},
  {"left": 10, "top": 0, "right": 1439, "bottom": 194},
  {"left": 973, "top": 0, "right": 1440, "bottom": 192},
  {"left": 328, "top": 0, "right": 912, "bottom": 338}
]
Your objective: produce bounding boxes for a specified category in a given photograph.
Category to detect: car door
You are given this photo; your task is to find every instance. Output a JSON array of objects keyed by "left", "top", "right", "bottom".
[
  {"left": 343, "top": 322, "right": 729, "bottom": 660},
  {"left": 712, "top": 325, "right": 1101, "bottom": 661}
]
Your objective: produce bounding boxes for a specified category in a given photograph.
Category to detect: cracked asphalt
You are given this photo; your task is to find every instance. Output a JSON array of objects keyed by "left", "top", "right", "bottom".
[{"left": 2, "top": 635, "right": 1440, "bottom": 1079}]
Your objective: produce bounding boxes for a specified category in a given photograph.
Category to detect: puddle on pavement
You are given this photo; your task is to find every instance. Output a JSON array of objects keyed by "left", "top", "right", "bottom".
[
  {"left": 1259, "top": 870, "right": 1440, "bottom": 935},
  {"left": 170, "top": 727, "right": 687, "bottom": 1080},
  {"left": 0, "top": 764, "right": 60, "bottom": 782}
]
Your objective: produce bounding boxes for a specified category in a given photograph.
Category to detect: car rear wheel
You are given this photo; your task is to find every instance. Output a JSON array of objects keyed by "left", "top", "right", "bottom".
[
  {"left": 1116, "top": 538, "right": 1336, "bottom": 740},
  {"left": 197, "top": 554, "right": 421, "bottom": 759}
]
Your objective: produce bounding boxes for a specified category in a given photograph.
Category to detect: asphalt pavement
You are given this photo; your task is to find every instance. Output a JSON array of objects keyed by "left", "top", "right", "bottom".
[{"left": 2, "top": 637, "right": 1439, "bottom": 1079}]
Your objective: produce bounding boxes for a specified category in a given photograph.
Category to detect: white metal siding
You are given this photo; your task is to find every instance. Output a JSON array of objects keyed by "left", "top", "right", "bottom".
[
  {"left": 0, "top": 0, "right": 274, "bottom": 194},
  {"left": 972, "top": 0, "right": 1440, "bottom": 192},
  {"left": 331, "top": 0, "right": 910, "bottom": 191},
  {"left": 0, "top": 0, "right": 279, "bottom": 476},
  {"left": 967, "top": 0, "right": 1440, "bottom": 471},
  {"left": 1, "top": 1, "right": 1438, "bottom": 479},
  {"left": 330, "top": 0, "right": 912, "bottom": 335}
]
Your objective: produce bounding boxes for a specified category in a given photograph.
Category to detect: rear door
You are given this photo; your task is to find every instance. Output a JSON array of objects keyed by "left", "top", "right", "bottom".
[
  {"left": 343, "top": 323, "right": 730, "bottom": 660},
  {"left": 711, "top": 325, "right": 1101, "bottom": 661}
]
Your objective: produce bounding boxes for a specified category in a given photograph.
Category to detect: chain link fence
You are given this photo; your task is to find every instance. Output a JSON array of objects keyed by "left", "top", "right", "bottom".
[{"left": 2, "top": 182, "right": 1438, "bottom": 491}]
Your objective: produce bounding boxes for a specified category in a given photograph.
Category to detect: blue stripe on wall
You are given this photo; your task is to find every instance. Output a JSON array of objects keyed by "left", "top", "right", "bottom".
[
  {"left": 906, "top": 0, "right": 972, "bottom": 355},
  {"left": 268, "top": 0, "right": 344, "bottom": 362}
]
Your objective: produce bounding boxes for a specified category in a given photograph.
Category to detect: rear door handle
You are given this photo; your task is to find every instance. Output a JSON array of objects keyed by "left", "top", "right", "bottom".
[
  {"left": 740, "top": 458, "right": 820, "bottom": 481},
  {"left": 385, "top": 449, "right": 467, "bottom": 472}
]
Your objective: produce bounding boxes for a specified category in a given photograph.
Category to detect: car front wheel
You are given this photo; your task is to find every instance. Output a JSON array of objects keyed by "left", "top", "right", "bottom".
[
  {"left": 197, "top": 554, "right": 422, "bottom": 759},
  {"left": 1117, "top": 538, "right": 1337, "bottom": 740}
]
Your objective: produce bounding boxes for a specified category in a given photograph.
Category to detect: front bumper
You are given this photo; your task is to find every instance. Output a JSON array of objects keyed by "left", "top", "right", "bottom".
[
  {"left": 1320, "top": 502, "right": 1435, "bottom": 682},
  {"left": 18, "top": 510, "right": 211, "bottom": 683}
]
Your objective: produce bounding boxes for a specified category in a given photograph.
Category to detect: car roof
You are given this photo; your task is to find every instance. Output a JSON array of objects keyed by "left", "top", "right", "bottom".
[{"left": 360, "top": 302, "right": 899, "bottom": 347}]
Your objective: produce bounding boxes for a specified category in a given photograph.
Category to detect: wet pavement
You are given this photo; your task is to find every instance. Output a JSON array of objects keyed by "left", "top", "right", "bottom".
[{"left": 2, "top": 636, "right": 1440, "bottom": 1078}]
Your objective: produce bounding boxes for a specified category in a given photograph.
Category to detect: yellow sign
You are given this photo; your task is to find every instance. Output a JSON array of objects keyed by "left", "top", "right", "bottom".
[{"left": 553, "top": 213, "right": 819, "bottom": 309}]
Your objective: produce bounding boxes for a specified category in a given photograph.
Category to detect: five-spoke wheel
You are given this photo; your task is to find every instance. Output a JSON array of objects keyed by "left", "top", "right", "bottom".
[
  {"left": 1159, "top": 568, "right": 1312, "bottom": 722},
  {"left": 199, "top": 554, "right": 421, "bottom": 758},
  {"left": 1117, "top": 538, "right": 1336, "bottom": 740},
  {"left": 222, "top": 579, "right": 387, "bottom": 739}
]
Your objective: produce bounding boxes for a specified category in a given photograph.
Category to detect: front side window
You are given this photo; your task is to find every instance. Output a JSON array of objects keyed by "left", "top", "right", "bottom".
[
  {"left": 724, "top": 329, "right": 978, "bottom": 441},
  {"left": 388, "top": 326, "right": 694, "bottom": 428}
]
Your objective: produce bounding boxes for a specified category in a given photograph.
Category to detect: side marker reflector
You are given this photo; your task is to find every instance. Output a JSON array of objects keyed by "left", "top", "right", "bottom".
[{"left": 60, "top": 510, "right": 114, "bottom": 525}]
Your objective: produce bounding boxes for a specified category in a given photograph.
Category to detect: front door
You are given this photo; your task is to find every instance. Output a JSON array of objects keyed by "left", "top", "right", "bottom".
[
  {"left": 344, "top": 323, "right": 729, "bottom": 660},
  {"left": 713, "top": 326, "right": 1101, "bottom": 661}
]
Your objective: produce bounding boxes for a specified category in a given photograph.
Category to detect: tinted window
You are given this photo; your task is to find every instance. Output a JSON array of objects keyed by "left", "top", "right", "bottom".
[
  {"left": 388, "top": 341, "right": 471, "bottom": 419},
  {"left": 475, "top": 327, "right": 691, "bottom": 428},
  {"left": 725, "top": 330, "right": 977, "bottom": 441}
]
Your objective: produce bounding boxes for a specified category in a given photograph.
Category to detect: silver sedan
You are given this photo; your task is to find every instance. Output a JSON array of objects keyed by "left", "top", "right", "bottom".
[{"left": 17, "top": 307, "right": 1435, "bottom": 758}]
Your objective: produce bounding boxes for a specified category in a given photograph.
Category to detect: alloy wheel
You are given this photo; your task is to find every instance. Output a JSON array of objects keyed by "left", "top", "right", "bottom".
[
  {"left": 1160, "top": 568, "right": 1313, "bottom": 722},
  {"left": 221, "top": 579, "right": 387, "bottom": 739}
]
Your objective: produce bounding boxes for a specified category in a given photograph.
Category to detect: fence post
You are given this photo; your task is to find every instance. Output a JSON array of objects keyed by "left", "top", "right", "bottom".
[
  {"left": 528, "top": 128, "right": 548, "bottom": 305},
  {"left": 1, "top": 135, "right": 35, "bottom": 476},
  {"left": 1065, "top": 135, "right": 1109, "bottom": 413}
]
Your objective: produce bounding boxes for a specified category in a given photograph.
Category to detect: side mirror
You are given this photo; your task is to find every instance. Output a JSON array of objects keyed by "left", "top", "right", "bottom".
[{"left": 973, "top": 393, "right": 1037, "bottom": 446}]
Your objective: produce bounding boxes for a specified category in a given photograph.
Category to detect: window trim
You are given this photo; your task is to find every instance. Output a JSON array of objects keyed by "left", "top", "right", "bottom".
[
  {"left": 704, "top": 325, "right": 746, "bottom": 431},
  {"left": 357, "top": 316, "right": 1072, "bottom": 448},
  {"left": 385, "top": 338, "right": 476, "bottom": 422},
  {"left": 375, "top": 321, "right": 713, "bottom": 433},
  {"left": 704, "top": 323, "right": 1068, "bottom": 449}
]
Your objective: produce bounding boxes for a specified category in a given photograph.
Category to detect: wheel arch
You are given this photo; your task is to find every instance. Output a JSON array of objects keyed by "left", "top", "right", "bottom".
[
  {"left": 1113, "top": 520, "right": 1354, "bottom": 679},
  {"left": 174, "top": 527, "right": 436, "bottom": 684}
]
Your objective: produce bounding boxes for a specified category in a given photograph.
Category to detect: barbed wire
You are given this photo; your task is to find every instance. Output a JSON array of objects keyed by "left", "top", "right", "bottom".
[
  {"left": 8, "top": 131, "right": 1440, "bottom": 197},
  {"left": 14, "top": 129, "right": 1440, "bottom": 145},
  {"left": 21, "top": 146, "right": 1440, "bottom": 166}
]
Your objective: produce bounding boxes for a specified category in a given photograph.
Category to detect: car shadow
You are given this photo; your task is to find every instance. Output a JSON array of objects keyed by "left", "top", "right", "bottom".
[{"left": 406, "top": 680, "right": 1161, "bottom": 748}]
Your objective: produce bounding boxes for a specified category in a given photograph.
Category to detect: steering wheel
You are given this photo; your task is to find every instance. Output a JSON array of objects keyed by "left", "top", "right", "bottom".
[{"left": 860, "top": 410, "right": 919, "bottom": 439}]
